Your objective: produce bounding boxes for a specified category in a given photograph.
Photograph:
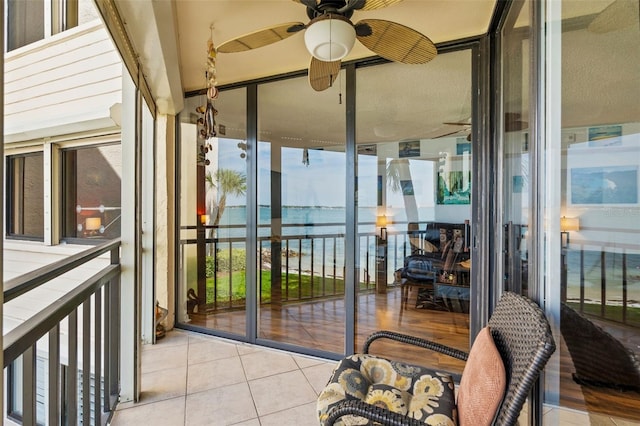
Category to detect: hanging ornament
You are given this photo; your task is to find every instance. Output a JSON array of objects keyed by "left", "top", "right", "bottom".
[{"left": 195, "top": 26, "right": 221, "bottom": 166}]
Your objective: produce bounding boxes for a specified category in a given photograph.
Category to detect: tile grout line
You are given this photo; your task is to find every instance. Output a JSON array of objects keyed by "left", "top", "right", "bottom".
[
  {"left": 238, "top": 343, "right": 263, "bottom": 423},
  {"left": 183, "top": 337, "right": 191, "bottom": 426}
]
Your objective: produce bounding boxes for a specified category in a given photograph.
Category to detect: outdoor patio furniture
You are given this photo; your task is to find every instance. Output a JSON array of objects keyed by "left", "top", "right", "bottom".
[
  {"left": 396, "top": 255, "right": 439, "bottom": 310},
  {"left": 317, "top": 291, "right": 556, "bottom": 425},
  {"left": 561, "top": 303, "right": 640, "bottom": 391}
]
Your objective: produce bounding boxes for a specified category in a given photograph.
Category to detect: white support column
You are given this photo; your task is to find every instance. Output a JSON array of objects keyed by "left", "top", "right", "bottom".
[
  {"left": 119, "top": 66, "right": 140, "bottom": 402},
  {"left": 543, "top": 0, "right": 563, "bottom": 407},
  {"left": 141, "top": 104, "right": 156, "bottom": 344},
  {"left": 43, "top": 140, "right": 60, "bottom": 245},
  {"left": 1, "top": 0, "right": 6, "bottom": 408},
  {"left": 154, "top": 113, "right": 176, "bottom": 330}
]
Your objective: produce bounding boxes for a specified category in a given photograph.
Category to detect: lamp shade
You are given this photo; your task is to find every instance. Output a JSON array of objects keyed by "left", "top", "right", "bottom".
[
  {"left": 376, "top": 215, "right": 388, "bottom": 227},
  {"left": 85, "top": 217, "right": 102, "bottom": 231},
  {"left": 304, "top": 16, "right": 356, "bottom": 62},
  {"left": 560, "top": 216, "right": 580, "bottom": 232}
]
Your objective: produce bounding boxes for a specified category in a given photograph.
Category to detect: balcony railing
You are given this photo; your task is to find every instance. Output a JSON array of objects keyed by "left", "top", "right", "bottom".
[
  {"left": 564, "top": 243, "right": 640, "bottom": 327},
  {"left": 179, "top": 224, "right": 424, "bottom": 313},
  {"left": 3, "top": 239, "right": 121, "bottom": 426}
]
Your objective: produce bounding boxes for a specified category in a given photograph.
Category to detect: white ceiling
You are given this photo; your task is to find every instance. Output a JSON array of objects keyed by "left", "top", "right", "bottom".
[
  {"left": 174, "top": 0, "right": 496, "bottom": 92},
  {"left": 113, "top": 0, "right": 496, "bottom": 113},
  {"left": 111, "top": 0, "right": 640, "bottom": 136}
]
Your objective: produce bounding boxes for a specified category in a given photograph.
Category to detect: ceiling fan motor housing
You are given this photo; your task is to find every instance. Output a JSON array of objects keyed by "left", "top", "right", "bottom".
[
  {"left": 306, "top": 0, "right": 356, "bottom": 20},
  {"left": 304, "top": 14, "right": 356, "bottom": 61}
]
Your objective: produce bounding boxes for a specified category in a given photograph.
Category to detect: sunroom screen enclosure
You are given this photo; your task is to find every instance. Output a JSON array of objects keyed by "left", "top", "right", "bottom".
[{"left": 178, "top": 47, "right": 475, "bottom": 370}]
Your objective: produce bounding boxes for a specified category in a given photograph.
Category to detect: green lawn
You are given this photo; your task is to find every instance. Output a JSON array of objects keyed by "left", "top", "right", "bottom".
[
  {"left": 206, "top": 270, "right": 367, "bottom": 305},
  {"left": 566, "top": 301, "right": 640, "bottom": 327}
]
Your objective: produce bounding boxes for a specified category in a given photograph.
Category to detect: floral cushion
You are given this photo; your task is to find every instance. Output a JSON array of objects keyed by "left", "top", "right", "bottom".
[{"left": 317, "top": 354, "right": 457, "bottom": 425}]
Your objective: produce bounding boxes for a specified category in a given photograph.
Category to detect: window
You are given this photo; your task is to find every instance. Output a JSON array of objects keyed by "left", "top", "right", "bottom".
[
  {"left": 61, "top": 144, "right": 122, "bottom": 241},
  {"left": 6, "top": 0, "right": 44, "bottom": 51},
  {"left": 6, "top": 0, "right": 99, "bottom": 52},
  {"left": 7, "top": 153, "right": 44, "bottom": 240}
]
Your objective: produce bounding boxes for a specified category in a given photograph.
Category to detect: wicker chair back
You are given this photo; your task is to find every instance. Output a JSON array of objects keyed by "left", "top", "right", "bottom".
[{"left": 488, "top": 292, "right": 556, "bottom": 425}]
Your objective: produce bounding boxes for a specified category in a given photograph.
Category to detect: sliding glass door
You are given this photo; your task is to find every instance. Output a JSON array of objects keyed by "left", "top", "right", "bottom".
[
  {"left": 256, "top": 72, "right": 347, "bottom": 353},
  {"left": 177, "top": 88, "right": 248, "bottom": 337},
  {"left": 177, "top": 48, "right": 478, "bottom": 363},
  {"left": 354, "top": 50, "right": 474, "bottom": 372}
]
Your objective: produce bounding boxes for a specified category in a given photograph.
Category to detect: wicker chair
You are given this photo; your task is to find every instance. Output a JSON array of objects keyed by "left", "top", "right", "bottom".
[{"left": 317, "top": 292, "right": 556, "bottom": 425}]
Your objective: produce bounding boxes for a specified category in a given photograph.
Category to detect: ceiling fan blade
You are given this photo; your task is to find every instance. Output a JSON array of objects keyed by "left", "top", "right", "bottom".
[
  {"left": 309, "top": 57, "right": 341, "bottom": 92},
  {"left": 217, "top": 22, "right": 306, "bottom": 53},
  {"left": 355, "top": 19, "right": 437, "bottom": 64},
  {"left": 433, "top": 129, "right": 468, "bottom": 139},
  {"left": 504, "top": 112, "right": 528, "bottom": 132},
  {"left": 359, "top": 0, "right": 404, "bottom": 11},
  {"left": 588, "top": 0, "right": 639, "bottom": 33},
  {"left": 443, "top": 121, "right": 471, "bottom": 126},
  {"left": 506, "top": 121, "right": 529, "bottom": 132}
]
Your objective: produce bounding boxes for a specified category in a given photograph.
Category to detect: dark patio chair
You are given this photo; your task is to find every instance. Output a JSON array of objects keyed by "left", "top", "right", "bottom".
[
  {"left": 397, "top": 255, "right": 439, "bottom": 310},
  {"left": 317, "top": 292, "right": 556, "bottom": 425}
]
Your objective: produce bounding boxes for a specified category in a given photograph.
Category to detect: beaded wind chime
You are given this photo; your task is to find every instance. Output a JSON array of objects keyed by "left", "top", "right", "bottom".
[{"left": 196, "top": 31, "right": 219, "bottom": 166}]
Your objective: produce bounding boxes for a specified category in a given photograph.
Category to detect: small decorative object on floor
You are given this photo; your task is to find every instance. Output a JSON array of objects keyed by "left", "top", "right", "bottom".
[
  {"left": 187, "top": 288, "right": 200, "bottom": 315},
  {"left": 155, "top": 301, "right": 168, "bottom": 340}
]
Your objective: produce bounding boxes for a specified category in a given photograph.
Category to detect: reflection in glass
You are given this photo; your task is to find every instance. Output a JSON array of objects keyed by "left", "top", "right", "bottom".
[
  {"left": 61, "top": 144, "right": 122, "bottom": 240},
  {"left": 355, "top": 52, "right": 472, "bottom": 373},
  {"left": 501, "top": 0, "right": 531, "bottom": 298},
  {"left": 8, "top": 153, "right": 44, "bottom": 239},
  {"left": 177, "top": 88, "right": 248, "bottom": 335},
  {"left": 257, "top": 72, "right": 347, "bottom": 352},
  {"left": 556, "top": 0, "right": 640, "bottom": 422}
]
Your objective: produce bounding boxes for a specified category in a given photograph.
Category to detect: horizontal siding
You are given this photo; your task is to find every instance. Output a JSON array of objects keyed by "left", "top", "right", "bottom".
[
  {"left": 5, "top": 21, "right": 114, "bottom": 72},
  {"left": 4, "top": 21, "right": 123, "bottom": 141},
  {"left": 5, "top": 40, "right": 120, "bottom": 97},
  {"left": 6, "top": 65, "right": 122, "bottom": 113}
]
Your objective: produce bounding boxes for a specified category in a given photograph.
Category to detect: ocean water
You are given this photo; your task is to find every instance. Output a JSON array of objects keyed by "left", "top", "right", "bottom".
[
  {"left": 216, "top": 206, "right": 410, "bottom": 276},
  {"left": 565, "top": 249, "right": 640, "bottom": 304}
]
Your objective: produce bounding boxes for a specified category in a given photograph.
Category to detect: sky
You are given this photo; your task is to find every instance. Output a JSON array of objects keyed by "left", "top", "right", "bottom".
[{"left": 215, "top": 138, "right": 436, "bottom": 208}]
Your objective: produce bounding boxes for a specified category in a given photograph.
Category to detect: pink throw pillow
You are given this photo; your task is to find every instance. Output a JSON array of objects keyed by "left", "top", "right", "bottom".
[{"left": 457, "top": 326, "right": 507, "bottom": 426}]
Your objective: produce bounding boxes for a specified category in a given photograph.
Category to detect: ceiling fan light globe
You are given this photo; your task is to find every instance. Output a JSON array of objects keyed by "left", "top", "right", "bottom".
[{"left": 304, "top": 18, "right": 356, "bottom": 61}]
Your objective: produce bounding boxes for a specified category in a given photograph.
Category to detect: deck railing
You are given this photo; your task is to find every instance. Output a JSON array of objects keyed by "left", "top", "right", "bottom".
[
  {"left": 3, "top": 239, "right": 121, "bottom": 426},
  {"left": 179, "top": 225, "right": 419, "bottom": 311},
  {"left": 564, "top": 243, "right": 640, "bottom": 327}
]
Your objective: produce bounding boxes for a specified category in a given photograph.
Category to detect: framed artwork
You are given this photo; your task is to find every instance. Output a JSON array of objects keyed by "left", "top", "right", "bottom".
[
  {"left": 437, "top": 171, "right": 471, "bottom": 204},
  {"left": 570, "top": 166, "right": 638, "bottom": 205},
  {"left": 399, "top": 140, "right": 420, "bottom": 158},
  {"left": 513, "top": 175, "right": 524, "bottom": 193},
  {"left": 456, "top": 139, "right": 471, "bottom": 155},
  {"left": 400, "top": 180, "right": 414, "bottom": 196},
  {"left": 588, "top": 125, "right": 622, "bottom": 147},
  {"left": 358, "top": 144, "right": 377, "bottom": 156}
]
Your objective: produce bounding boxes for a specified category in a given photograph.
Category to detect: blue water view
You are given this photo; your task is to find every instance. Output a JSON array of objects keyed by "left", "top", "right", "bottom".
[
  {"left": 565, "top": 249, "right": 640, "bottom": 305},
  {"left": 215, "top": 206, "right": 415, "bottom": 277}
]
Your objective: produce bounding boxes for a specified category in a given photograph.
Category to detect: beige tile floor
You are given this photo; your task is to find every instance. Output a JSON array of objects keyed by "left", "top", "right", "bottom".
[
  {"left": 109, "top": 330, "right": 337, "bottom": 425},
  {"left": 110, "top": 330, "right": 639, "bottom": 426}
]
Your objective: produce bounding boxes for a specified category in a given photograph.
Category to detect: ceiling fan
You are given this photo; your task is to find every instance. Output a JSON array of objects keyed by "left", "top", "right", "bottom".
[
  {"left": 433, "top": 119, "right": 471, "bottom": 140},
  {"left": 216, "top": 0, "right": 437, "bottom": 91}
]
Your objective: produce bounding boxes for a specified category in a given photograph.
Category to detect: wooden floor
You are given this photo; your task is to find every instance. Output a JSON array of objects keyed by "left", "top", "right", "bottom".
[
  {"left": 190, "top": 287, "right": 469, "bottom": 371},
  {"left": 189, "top": 286, "right": 640, "bottom": 422}
]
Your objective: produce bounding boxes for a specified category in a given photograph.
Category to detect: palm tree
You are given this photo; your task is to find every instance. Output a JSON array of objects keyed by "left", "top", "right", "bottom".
[
  {"left": 205, "top": 168, "right": 247, "bottom": 256},
  {"left": 386, "top": 158, "right": 419, "bottom": 223}
]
